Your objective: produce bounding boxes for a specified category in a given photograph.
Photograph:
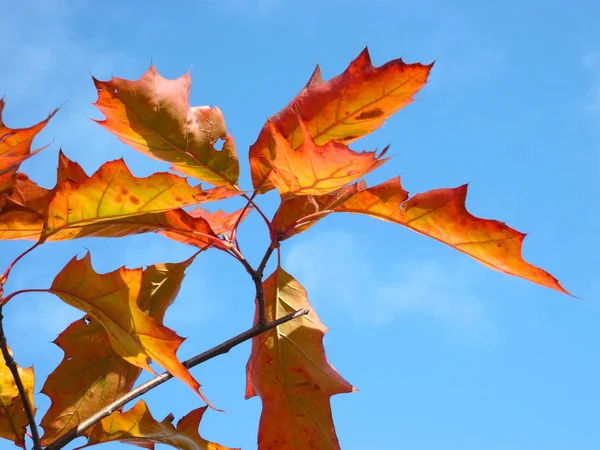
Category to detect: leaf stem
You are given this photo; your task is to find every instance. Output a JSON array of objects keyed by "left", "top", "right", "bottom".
[
  {"left": 1, "top": 242, "right": 41, "bottom": 286},
  {"left": 0, "top": 308, "right": 41, "bottom": 450},
  {"left": 240, "top": 191, "right": 272, "bottom": 232},
  {"left": 44, "top": 308, "right": 309, "bottom": 450},
  {"left": 0, "top": 289, "right": 50, "bottom": 307}
]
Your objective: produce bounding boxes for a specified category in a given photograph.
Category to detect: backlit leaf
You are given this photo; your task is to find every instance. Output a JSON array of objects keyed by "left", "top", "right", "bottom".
[
  {"left": 0, "top": 99, "right": 57, "bottom": 194},
  {"left": 51, "top": 253, "right": 212, "bottom": 405},
  {"left": 40, "top": 257, "right": 193, "bottom": 446},
  {"left": 42, "top": 159, "right": 208, "bottom": 240},
  {"left": 246, "top": 267, "right": 354, "bottom": 449},
  {"left": 0, "top": 346, "right": 35, "bottom": 449},
  {"left": 249, "top": 47, "right": 432, "bottom": 191},
  {"left": 93, "top": 66, "right": 239, "bottom": 186},
  {"left": 187, "top": 206, "right": 251, "bottom": 236},
  {"left": 81, "top": 400, "right": 235, "bottom": 450},
  {"left": 272, "top": 182, "right": 364, "bottom": 240},
  {"left": 335, "top": 177, "right": 568, "bottom": 294},
  {"left": 264, "top": 117, "right": 387, "bottom": 196}
]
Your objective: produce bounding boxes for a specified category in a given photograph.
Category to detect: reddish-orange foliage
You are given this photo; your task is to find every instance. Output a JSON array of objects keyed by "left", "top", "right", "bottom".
[{"left": 0, "top": 47, "right": 569, "bottom": 450}]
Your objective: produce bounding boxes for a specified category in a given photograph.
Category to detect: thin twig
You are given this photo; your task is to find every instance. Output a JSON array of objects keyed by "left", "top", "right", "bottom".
[
  {"left": 0, "top": 309, "right": 41, "bottom": 450},
  {"left": 240, "top": 191, "right": 271, "bottom": 232},
  {"left": 1, "top": 242, "right": 41, "bottom": 286},
  {"left": 254, "top": 243, "right": 278, "bottom": 325},
  {"left": 45, "top": 308, "right": 309, "bottom": 450},
  {"left": 0, "top": 289, "right": 50, "bottom": 307}
]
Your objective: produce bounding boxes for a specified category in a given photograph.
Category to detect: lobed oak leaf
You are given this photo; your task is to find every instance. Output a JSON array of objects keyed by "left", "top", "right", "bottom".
[
  {"left": 246, "top": 267, "right": 354, "bottom": 449},
  {"left": 50, "top": 253, "right": 213, "bottom": 405},
  {"left": 80, "top": 400, "right": 236, "bottom": 450},
  {"left": 0, "top": 345, "right": 35, "bottom": 449},
  {"left": 92, "top": 66, "right": 239, "bottom": 186},
  {"left": 42, "top": 158, "right": 210, "bottom": 240},
  {"left": 249, "top": 47, "right": 432, "bottom": 192},
  {"left": 0, "top": 99, "right": 57, "bottom": 194},
  {"left": 40, "top": 257, "right": 194, "bottom": 446},
  {"left": 335, "top": 177, "right": 568, "bottom": 294},
  {"left": 264, "top": 117, "right": 388, "bottom": 196},
  {"left": 0, "top": 153, "right": 226, "bottom": 247}
]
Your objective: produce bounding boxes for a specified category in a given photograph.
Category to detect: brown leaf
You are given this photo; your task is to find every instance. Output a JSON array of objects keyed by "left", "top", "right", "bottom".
[{"left": 92, "top": 66, "right": 239, "bottom": 186}]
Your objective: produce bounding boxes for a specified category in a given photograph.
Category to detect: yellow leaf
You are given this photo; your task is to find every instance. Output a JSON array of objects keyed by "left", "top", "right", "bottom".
[
  {"left": 0, "top": 346, "right": 35, "bottom": 449},
  {"left": 81, "top": 400, "right": 236, "bottom": 450},
  {"left": 51, "top": 253, "right": 212, "bottom": 405}
]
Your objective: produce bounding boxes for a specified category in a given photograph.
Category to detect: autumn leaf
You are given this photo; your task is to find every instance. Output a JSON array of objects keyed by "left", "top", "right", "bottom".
[
  {"left": 249, "top": 47, "right": 432, "bottom": 192},
  {"left": 0, "top": 173, "right": 52, "bottom": 240},
  {"left": 50, "top": 253, "right": 213, "bottom": 405},
  {"left": 42, "top": 158, "right": 210, "bottom": 240},
  {"left": 80, "top": 400, "right": 236, "bottom": 450},
  {"left": 0, "top": 153, "right": 226, "bottom": 247},
  {"left": 56, "top": 148, "right": 88, "bottom": 184},
  {"left": 272, "top": 181, "right": 365, "bottom": 240},
  {"left": 92, "top": 66, "right": 239, "bottom": 186},
  {"left": 332, "top": 177, "right": 568, "bottom": 294},
  {"left": 0, "top": 346, "right": 35, "bottom": 449},
  {"left": 187, "top": 206, "right": 251, "bottom": 236},
  {"left": 246, "top": 268, "right": 354, "bottom": 449},
  {"left": 0, "top": 99, "right": 57, "bottom": 194},
  {"left": 40, "top": 257, "right": 194, "bottom": 446},
  {"left": 264, "top": 117, "right": 388, "bottom": 196}
]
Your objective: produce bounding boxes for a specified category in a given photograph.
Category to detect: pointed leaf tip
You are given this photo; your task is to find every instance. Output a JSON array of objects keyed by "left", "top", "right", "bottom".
[
  {"left": 92, "top": 66, "right": 239, "bottom": 186},
  {"left": 249, "top": 48, "right": 432, "bottom": 192},
  {"left": 50, "top": 253, "right": 214, "bottom": 406}
]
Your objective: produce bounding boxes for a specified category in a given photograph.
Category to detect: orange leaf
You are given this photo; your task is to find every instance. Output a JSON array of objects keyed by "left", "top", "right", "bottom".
[
  {"left": 246, "top": 268, "right": 354, "bottom": 449},
  {"left": 0, "top": 173, "right": 52, "bottom": 240},
  {"left": 264, "top": 117, "right": 387, "bottom": 196},
  {"left": 335, "top": 177, "right": 569, "bottom": 294},
  {"left": 40, "top": 257, "right": 193, "bottom": 446},
  {"left": 0, "top": 346, "right": 35, "bottom": 449},
  {"left": 92, "top": 66, "right": 239, "bottom": 186},
  {"left": 50, "top": 253, "right": 212, "bottom": 405},
  {"left": 0, "top": 153, "right": 225, "bottom": 246},
  {"left": 272, "top": 181, "right": 365, "bottom": 240},
  {"left": 42, "top": 159, "right": 209, "bottom": 240},
  {"left": 0, "top": 99, "right": 57, "bottom": 194},
  {"left": 187, "top": 206, "right": 251, "bottom": 236},
  {"left": 249, "top": 48, "right": 432, "bottom": 192},
  {"left": 80, "top": 400, "right": 235, "bottom": 450}
]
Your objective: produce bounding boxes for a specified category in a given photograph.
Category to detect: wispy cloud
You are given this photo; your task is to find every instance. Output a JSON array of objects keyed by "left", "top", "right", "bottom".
[{"left": 284, "top": 231, "right": 498, "bottom": 345}]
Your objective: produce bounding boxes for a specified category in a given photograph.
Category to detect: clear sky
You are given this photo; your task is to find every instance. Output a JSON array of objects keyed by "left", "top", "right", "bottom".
[{"left": 1, "top": 0, "right": 598, "bottom": 449}]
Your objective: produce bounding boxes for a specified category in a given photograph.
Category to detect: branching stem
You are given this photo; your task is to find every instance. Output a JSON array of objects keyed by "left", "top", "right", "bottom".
[
  {"left": 45, "top": 308, "right": 309, "bottom": 450},
  {"left": 1, "top": 242, "right": 41, "bottom": 286}
]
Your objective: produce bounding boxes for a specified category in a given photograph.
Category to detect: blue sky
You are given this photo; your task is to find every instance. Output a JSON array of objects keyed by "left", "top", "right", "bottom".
[{"left": 0, "top": 0, "right": 598, "bottom": 449}]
